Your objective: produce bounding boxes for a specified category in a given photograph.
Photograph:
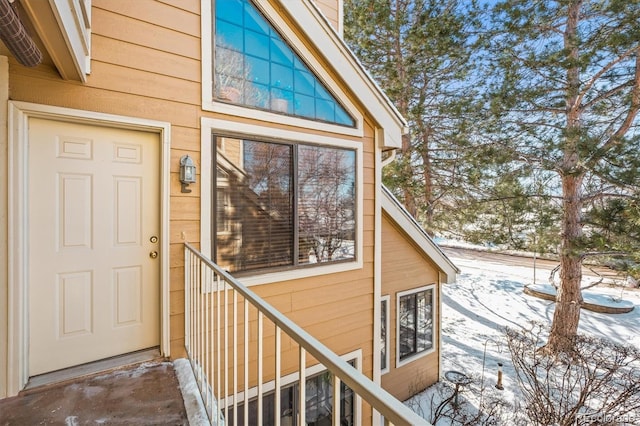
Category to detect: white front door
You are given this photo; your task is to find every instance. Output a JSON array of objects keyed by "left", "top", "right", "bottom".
[{"left": 28, "top": 118, "right": 161, "bottom": 375}]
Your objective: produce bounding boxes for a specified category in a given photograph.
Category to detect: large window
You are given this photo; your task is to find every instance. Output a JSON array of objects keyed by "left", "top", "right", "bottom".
[
  {"left": 397, "top": 286, "right": 435, "bottom": 364},
  {"left": 214, "top": 0, "right": 355, "bottom": 126},
  {"left": 214, "top": 136, "right": 356, "bottom": 274}
]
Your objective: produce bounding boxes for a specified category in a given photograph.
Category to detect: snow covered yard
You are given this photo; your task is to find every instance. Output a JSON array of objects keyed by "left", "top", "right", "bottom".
[{"left": 406, "top": 248, "right": 640, "bottom": 424}]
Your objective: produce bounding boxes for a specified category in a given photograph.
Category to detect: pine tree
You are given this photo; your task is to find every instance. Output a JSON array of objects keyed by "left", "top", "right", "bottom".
[
  {"left": 485, "top": 0, "right": 640, "bottom": 352},
  {"left": 343, "top": 0, "right": 483, "bottom": 231}
]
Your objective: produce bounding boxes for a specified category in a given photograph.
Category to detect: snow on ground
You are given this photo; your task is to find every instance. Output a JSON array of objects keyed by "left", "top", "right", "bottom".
[{"left": 406, "top": 250, "right": 640, "bottom": 423}]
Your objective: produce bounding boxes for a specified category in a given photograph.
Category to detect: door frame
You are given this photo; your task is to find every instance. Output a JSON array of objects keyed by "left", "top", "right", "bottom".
[{"left": 7, "top": 101, "right": 171, "bottom": 395}]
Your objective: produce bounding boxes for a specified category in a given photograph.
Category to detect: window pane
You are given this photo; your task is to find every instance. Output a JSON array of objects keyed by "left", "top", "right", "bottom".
[
  {"left": 417, "top": 290, "right": 433, "bottom": 352},
  {"left": 381, "top": 300, "right": 387, "bottom": 371},
  {"left": 399, "top": 289, "right": 434, "bottom": 361},
  {"left": 399, "top": 294, "right": 416, "bottom": 359},
  {"left": 215, "top": 138, "right": 293, "bottom": 272},
  {"left": 215, "top": 137, "right": 357, "bottom": 273},
  {"left": 214, "top": 0, "right": 356, "bottom": 126},
  {"left": 298, "top": 146, "right": 356, "bottom": 265}
]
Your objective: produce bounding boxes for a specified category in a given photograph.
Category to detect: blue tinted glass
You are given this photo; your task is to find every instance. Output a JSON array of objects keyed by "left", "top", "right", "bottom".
[
  {"left": 315, "top": 84, "right": 332, "bottom": 101},
  {"left": 271, "top": 39, "right": 293, "bottom": 67},
  {"left": 316, "top": 98, "right": 335, "bottom": 122},
  {"left": 271, "top": 63, "right": 293, "bottom": 89},
  {"left": 214, "top": 0, "right": 355, "bottom": 127},
  {"left": 294, "top": 70, "right": 315, "bottom": 96},
  {"left": 245, "top": 30, "right": 269, "bottom": 59},
  {"left": 294, "top": 94, "right": 315, "bottom": 117},
  {"left": 216, "top": 20, "right": 243, "bottom": 51},
  {"left": 243, "top": 1, "right": 269, "bottom": 34},
  {"left": 334, "top": 106, "right": 354, "bottom": 126},
  {"left": 246, "top": 56, "right": 269, "bottom": 84},
  {"left": 216, "top": 0, "right": 243, "bottom": 23},
  {"left": 293, "top": 57, "right": 306, "bottom": 71}
]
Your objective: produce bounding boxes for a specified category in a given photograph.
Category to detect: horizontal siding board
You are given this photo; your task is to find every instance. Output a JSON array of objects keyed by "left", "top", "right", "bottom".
[
  {"left": 156, "top": 0, "right": 200, "bottom": 14},
  {"left": 88, "top": 61, "right": 200, "bottom": 104},
  {"left": 9, "top": 73, "right": 200, "bottom": 128},
  {"left": 93, "top": 0, "right": 200, "bottom": 37},
  {"left": 170, "top": 220, "right": 200, "bottom": 243},
  {"left": 171, "top": 126, "right": 201, "bottom": 151},
  {"left": 92, "top": 8, "right": 200, "bottom": 59},
  {"left": 170, "top": 195, "right": 200, "bottom": 221},
  {"left": 92, "top": 35, "right": 200, "bottom": 82}
]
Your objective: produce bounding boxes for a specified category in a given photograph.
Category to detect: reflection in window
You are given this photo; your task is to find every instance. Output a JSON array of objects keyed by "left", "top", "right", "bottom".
[
  {"left": 381, "top": 298, "right": 389, "bottom": 371},
  {"left": 226, "top": 366, "right": 355, "bottom": 426},
  {"left": 399, "top": 288, "right": 434, "bottom": 361},
  {"left": 214, "top": 136, "right": 356, "bottom": 273},
  {"left": 214, "top": 0, "right": 355, "bottom": 126}
]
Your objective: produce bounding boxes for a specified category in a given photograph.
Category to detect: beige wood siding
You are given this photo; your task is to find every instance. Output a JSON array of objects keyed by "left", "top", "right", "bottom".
[
  {"left": 313, "top": 0, "right": 341, "bottom": 33},
  {"left": 381, "top": 213, "right": 441, "bottom": 401},
  {"left": 7, "top": 2, "right": 376, "bottom": 417}
]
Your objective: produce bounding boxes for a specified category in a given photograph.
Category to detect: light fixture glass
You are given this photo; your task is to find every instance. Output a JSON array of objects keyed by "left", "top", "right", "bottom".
[{"left": 180, "top": 154, "right": 196, "bottom": 193}]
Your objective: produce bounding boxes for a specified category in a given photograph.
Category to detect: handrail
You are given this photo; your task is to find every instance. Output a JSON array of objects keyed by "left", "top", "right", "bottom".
[{"left": 184, "top": 242, "right": 429, "bottom": 425}]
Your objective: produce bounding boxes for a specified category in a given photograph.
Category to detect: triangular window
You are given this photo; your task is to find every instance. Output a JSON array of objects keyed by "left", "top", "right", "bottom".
[{"left": 214, "top": 0, "right": 355, "bottom": 127}]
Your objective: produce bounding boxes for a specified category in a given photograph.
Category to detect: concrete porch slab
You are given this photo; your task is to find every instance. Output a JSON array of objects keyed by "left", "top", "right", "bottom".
[{"left": 0, "top": 361, "right": 190, "bottom": 425}]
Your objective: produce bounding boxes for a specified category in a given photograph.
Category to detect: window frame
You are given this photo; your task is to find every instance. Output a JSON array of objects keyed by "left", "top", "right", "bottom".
[
  {"left": 380, "top": 295, "right": 390, "bottom": 375},
  {"left": 213, "top": 136, "right": 357, "bottom": 275},
  {"left": 395, "top": 284, "right": 437, "bottom": 368},
  {"left": 201, "top": 118, "right": 363, "bottom": 287},
  {"left": 220, "top": 349, "right": 363, "bottom": 425},
  {"left": 202, "top": 0, "right": 364, "bottom": 138}
]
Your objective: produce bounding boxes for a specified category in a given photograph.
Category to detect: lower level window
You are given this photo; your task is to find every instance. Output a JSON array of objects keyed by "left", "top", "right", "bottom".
[
  {"left": 214, "top": 135, "right": 356, "bottom": 274},
  {"left": 226, "top": 368, "right": 355, "bottom": 426},
  {"left": 398, "top": 286, "right": 434, "bottom": 362}
]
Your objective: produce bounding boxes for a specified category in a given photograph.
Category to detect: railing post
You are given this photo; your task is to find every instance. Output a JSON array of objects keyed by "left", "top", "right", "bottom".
[
  {"left": 257, "top": 312, "right": 264, "bottom": 426},
  {"left": 299, "top": 347, "right": 306, "bottom": 426},
  {"left": 333, "top": 375, "right": 341, "bottom": 426},
  {"left": 274, "top": 327, "right": 281, "bottom": 426}
]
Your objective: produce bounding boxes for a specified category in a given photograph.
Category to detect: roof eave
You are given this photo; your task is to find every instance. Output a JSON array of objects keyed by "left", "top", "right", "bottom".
[{"left": 381, "top": 186, "right": 459, "bottom": 284}]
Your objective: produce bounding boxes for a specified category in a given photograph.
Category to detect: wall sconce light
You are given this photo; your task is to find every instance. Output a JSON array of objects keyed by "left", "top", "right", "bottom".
[{"left": 180, "top": 155, "right": 196, "bottom": 193}]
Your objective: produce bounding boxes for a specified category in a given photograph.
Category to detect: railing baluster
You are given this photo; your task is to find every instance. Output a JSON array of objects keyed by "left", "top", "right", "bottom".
[
  {"left": 243, "top": 299, "right": 249, "bottom": 426},
  {"left": 216, "top": 273, "right": 221, "bottom": 424},
  {"left": 299, "top": 347, "right": 306, "bottom": 426},
  {"left": 224, "top": 280, "right": 229, "bottom": 422},
  {"left": 233, "top": 290, "right": 238, "bottom": 426},
  {"left": 196, "top": 258, "right": 202, "bottom": 389},
  {"left": 333, "top": 375, "right": 341, "bottom": 426},
  {"left": 204, "top": 263, "right": 210, "bottom": 414},
  {"left": 208, "top": 266, "right": 215, "bottom": 420},
  {"left": 257, "top": 312, "right": 263, "bottom": 426},
  {"left": 274, "top": 327, "right": 281, "bottom": 426}
]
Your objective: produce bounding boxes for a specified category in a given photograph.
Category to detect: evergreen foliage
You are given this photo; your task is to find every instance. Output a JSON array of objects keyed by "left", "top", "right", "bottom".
[{"left": 345, "top": 0, "right": 640, "bottom": 351}]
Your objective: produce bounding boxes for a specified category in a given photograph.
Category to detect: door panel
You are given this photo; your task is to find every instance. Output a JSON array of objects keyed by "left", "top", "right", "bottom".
[{"left": 28, "top": 118, "right": 160, "bottom": 375}]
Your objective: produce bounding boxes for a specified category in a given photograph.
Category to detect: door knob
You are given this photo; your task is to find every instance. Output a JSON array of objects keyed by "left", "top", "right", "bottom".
[{"left": 150, "top": 251, "right": 158, "bottom": 259}]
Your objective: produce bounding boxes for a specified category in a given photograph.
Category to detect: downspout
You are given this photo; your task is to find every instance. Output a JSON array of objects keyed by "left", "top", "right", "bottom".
[{"left": 0, "top": 0, "right": 42, "bottom": 67}]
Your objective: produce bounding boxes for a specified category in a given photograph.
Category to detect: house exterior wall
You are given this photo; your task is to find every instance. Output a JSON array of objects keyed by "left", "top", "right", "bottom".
[
  {"left": 312, "top": 0, "right": 342, "bottom": 33},
  {"left": 381, "top": 212, "right": 441, "bottom": 402},
  {"left": 2, "top": 0, "right": 379, "bottom": 409}
]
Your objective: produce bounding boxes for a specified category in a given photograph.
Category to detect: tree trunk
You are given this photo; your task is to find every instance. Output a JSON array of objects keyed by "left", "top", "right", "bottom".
[
  {"left": 547, "top": 173, "right": 584, "bottom": 353},
  {"left": 547, "top": 0, "right": 584, "bottom": 353}
]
